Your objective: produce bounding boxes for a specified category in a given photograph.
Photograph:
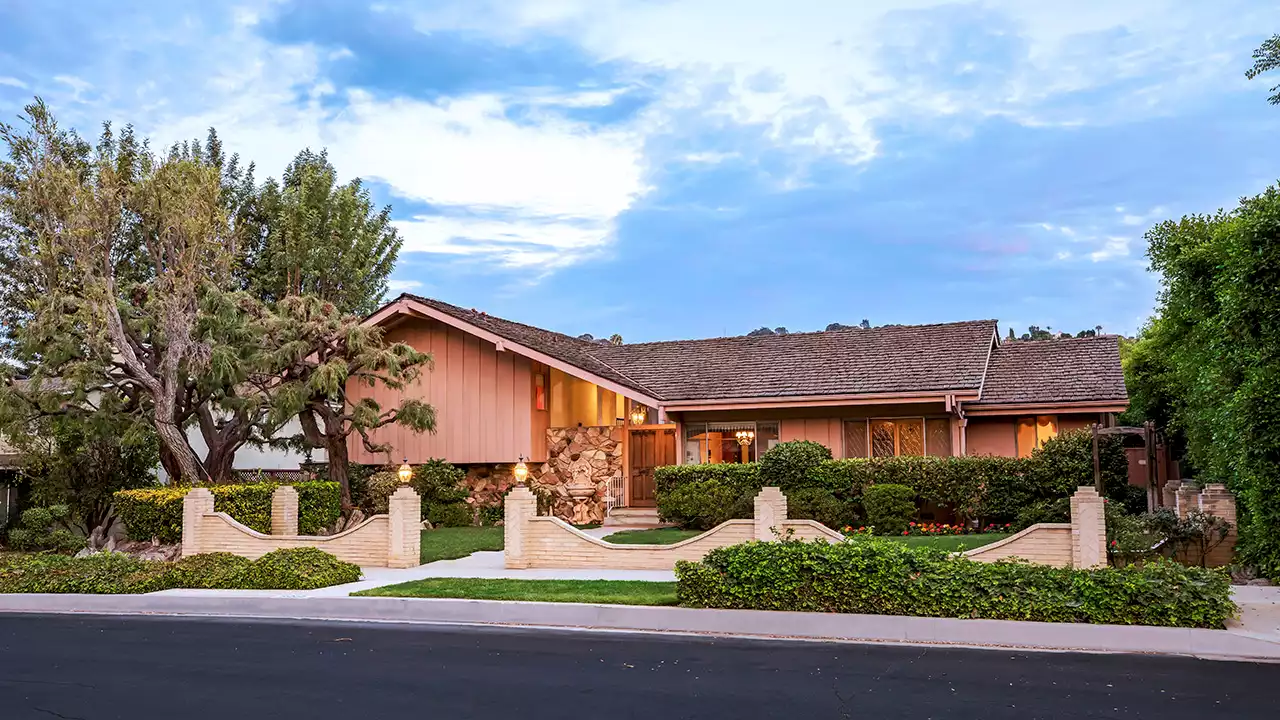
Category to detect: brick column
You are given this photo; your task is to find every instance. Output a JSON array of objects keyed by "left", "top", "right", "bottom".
[
  {"left": 181, "top": 488, "right": 214, "bottom": 558},
  {"left": 271, "top": 486, "right": 299, "bottom": 536},
  {"left": 505, "top": 485, "right": 537, "bottom": 569},
  {"left": 754, "top": 487, "right": 788, "bottom": 541},
  {"left": 1176, "top": 483, "right": 1199, "bottom": 519},
  {"left": 1161, "top": 478, "right": 1181, "bottom": 511},
  {"left": 387, "top": 486, "right": 422, "bottom": 569},
  {"left": 1069, "top": 486, "right": 1106, "bottom": 569},
  {"left": 1197, "top": 483, "right": 1237, "bottom": 567}
]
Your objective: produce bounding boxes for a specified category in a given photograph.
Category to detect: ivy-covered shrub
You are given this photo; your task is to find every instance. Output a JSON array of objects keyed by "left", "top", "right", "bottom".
[
  {"left": 411, "top": 459, "right": 469, "bottom": 520},
  {"left": 5, "top": 505, "right": 82, "bottom": 553},
  {"left": 786, "top": 488, "right": 857, "bottom": 529},
  {"left": 113, "top": 481, "right": 342, "bottom": 543},
  {"left": 1013, "top": 497, "right": 1071, "bottom": 531},
  {"left": 675, "top": 537, "right": 1235, "bottom": 628},
  {"left": 758, "top": 440, "right": 832, "bottom": 488},
  {"left": 862, "top": 484, "right": 916, "bottom": 534},
  {"left": 232, "top": 547, "right": 361, "bottom": 590},
  {"left": 360, "top": 471, "right": 404, "bottom": 515},
  {"left": 0, "top": 548, "right": 360, "bottom": 593},
  {"left": 657, "top": 479, "right": 755, "bottom": 530}
]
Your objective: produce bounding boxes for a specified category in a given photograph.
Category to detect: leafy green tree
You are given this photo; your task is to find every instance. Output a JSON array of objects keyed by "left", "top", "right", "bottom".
[
  {"left": 264, "top": 296, "right": 437, "bottom": 510},
  {"left": 1246, "top": 34, "right": 1280, "bottom": 105},
  {"left": 1139, "top": 186, "right": 1280, "bottom": 576},
  {"left": 246, "top": 150, "right": 400, "bottom": 316}
]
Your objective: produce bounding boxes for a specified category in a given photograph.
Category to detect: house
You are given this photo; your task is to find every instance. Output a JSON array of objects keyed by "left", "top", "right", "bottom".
[{"left": 351, "top": 295, "right": 1128, "bottom": 522}]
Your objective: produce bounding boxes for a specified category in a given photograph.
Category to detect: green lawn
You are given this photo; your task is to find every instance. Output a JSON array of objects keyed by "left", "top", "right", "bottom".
[
  {"left": 354, "top": 577, "right": 678, "bottom": 606},
  {"left": 419, "top": 527, "right": 504, "bottom": 564},
  {"left": 601, "top": 528, "right": 705, "bottom": 545},
  {"left": 880, "top": 533, "right": 1008, "bottom": 552}
]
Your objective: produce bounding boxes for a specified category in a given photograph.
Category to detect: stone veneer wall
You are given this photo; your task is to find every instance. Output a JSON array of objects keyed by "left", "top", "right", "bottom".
[
  {"left": 182, "top": 486, "right": 421, "bottom": 568},
  {"left": 532, "top": 425, "right": 623, "bottom": 524}
]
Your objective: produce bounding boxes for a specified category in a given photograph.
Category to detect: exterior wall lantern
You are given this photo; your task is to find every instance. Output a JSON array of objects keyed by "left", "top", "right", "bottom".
[
  {"left": 397, "top": 458, "right": 414, "bottom": 484},
  {"left": 630, "top": 405, "right": 648, "bottom": 426}
]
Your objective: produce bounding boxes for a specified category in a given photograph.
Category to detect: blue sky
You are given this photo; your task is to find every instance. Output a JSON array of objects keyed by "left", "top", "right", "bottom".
[{"left": 3, "top": 1, "right": 1279, "bottom": 342}]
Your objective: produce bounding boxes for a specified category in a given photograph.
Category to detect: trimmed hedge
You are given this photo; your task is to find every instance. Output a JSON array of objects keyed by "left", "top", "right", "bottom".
[
  {"left": 113, "top": 481, "right": 342, "bottom": 543},
  {"left": 655, "top": 429, "right": 1131, "bottom": 528},
  {"left": 863, "top": 484, "right": 915, "bottom": 534},
  {"left": 675, "top": 537, "right": 1235, "bottom": 628},
  {"left": 0, "top": 547, "right": 360, "bottom": 594}
]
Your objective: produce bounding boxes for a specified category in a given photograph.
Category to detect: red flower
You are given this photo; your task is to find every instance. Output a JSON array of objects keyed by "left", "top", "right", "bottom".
[{"left": 902, "top": 530, "right": 909, "bottom": 535}]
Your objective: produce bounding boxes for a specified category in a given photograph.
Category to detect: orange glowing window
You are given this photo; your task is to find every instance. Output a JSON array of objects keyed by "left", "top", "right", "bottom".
[
  {"left": 1017, "top": 415, "right": 1058, "bottom": 457},
  {"left": 535, "top": 373, "right": 546, "bottom": 410}
]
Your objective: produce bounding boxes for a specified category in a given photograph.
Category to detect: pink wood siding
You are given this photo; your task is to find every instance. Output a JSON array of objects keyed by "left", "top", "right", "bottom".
[
  {"left": 780, "top": 418, "right": 842, "bottom": 452},
  {"left": 348, "top": 317, "right": 534, "bottom": 465},
  {"left": 965, "top": 418, "right": 1017, "bottom": 457}
]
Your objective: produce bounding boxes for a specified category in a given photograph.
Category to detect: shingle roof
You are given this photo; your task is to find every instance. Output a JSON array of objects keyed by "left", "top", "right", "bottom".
[
  {"left": 403, "top": 295, "right": 661, "bottom": 397},
  {"left": 390, "top": 295, "right": 1124, "bottom": 407},
  {"left": 974, "top": 336, "right": 1128, "bottom": 406},
  {"left": 589, "top": 321, "right": 998, "bottom": 401}
]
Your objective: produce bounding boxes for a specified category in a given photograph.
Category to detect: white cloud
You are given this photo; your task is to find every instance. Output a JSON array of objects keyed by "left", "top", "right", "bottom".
[
  {"left": 1090, "top": 236, "right": 1132, "bottom": 262},
  {"left": 386, "top": 279, "right": 424, "bottom": 292},
  {"left": 0, "top": 77, "right": 27, "bottom": 89}
]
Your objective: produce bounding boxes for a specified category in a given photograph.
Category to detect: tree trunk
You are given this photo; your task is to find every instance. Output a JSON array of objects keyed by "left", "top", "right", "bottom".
[
  {"left": 155, "top": 421, "right": 204, "bottom": 484},
  {"left": 203, "top": 439, "right": 238, "bottom": 484},
  {"left": 326, "top": 430, "right": 353, "bottom": 512}
]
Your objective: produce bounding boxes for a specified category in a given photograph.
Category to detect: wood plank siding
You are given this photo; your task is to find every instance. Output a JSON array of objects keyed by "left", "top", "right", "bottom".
[{"left": 348, "top": 317, "right": 534, "bottom": 465}]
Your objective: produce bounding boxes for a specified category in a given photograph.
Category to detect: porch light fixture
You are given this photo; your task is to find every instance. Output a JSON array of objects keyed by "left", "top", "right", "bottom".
[
  {"left": 514, "top": 456, "right": 530, "bottom": 485},
  {"left": 630, "top": 405, "right": 648, "bottom": 426},
  {"left": 735, "top": 430, "right": 755, "bottom": 446},
  {"left": 397, "top": 458, "right": 414, "bottom": 484}
]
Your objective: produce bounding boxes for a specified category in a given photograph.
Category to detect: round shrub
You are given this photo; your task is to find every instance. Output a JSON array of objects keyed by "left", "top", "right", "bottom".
[
  {"left": 657, "top": 479, "right": 754, "bottom": 530},
  {"left": 428, "top": 502, "right": 474, "bottom": 528},
  {"left": 234, "top": 548, "right": 361, "bottom": 590},
  {"left": 759, "top": 440, "right": 833, "bottom": 489},
  {"left": 360, "top": 471, "right": 403, "bottom": 515},
  {"left": 863, "top": 483, "right": 916, "bottom": 534},
  {"left": 786, "top": 487, "right": 857, "bottom": 529},
  {"left": 19, "top": 507, "right": 53, "bottom": 532}
]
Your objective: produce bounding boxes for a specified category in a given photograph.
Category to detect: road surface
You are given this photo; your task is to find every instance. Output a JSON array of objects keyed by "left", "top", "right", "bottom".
[{"left": 0, "top": 614, "right": 1273, "bottom": 719}]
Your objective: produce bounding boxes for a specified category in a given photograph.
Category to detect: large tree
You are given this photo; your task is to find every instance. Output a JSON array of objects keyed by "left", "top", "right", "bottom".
[
  {"left": 0, "top": 100, "right": 258, "bottom": 482},
  {"left": 263, "top": 296, "right": 436, "bottom": 510},
  {"left": 246, "top": 149, "right": 400, "bottom": 316},
  {"left": 1134, "top": 187, "right": 1280, "bottom": 577}
]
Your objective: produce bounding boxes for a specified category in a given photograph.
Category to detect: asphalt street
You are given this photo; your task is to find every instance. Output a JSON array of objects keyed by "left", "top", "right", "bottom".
[{"left": 0, "top": 613, "right": 1274, "bottom": 719}]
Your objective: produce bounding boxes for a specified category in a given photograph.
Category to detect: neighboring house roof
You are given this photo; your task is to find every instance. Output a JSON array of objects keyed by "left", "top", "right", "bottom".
[
  {"left": 589, "top": 320, "right": 998, "bottom": 401},
  {"left": 973, "top": 336, "right": 1128, "bottom": 407},
  {"left": 370, "top": 295, "right": 1126, "bottom": 409}
]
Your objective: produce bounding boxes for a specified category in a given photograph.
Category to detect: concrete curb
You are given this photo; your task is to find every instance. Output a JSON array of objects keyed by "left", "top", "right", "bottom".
[{"left": 1, "top": 594, "right": 1278, "bottom": 662}]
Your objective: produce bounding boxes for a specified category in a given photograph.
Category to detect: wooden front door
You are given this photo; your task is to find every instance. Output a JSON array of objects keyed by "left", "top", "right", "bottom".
[{"left": 628, "top": 427, "right": 676, "bottom": 507}]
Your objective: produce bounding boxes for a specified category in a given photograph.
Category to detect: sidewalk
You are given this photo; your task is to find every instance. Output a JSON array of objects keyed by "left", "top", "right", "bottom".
[{"left": 2, "top": 588, "right": 1278, "bottom": 662}]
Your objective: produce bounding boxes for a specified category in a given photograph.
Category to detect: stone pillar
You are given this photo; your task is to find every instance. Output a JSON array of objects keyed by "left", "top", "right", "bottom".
[
  {"left": 271, "top": 486, "right": 299, "bottom": 536},
  {"left": 387, "top": 486, "right": 422, "bottom": 569},
  {"left": 1176, "top": 483, "right": 1199, "bottom": 519},
  {"left": 754, "top": 487, "right": 788, "bottom": 541},
  {"left": 1161, "top": 478, "right": 1181, "bottom": 511},
  {"left": 504, "top": 485, "right": 537, "bottom": 569},
  {"left": 1069, "top": 486, "right": 1106, "bottom": 569},
  {"left": 1197, "top": 483, "right": 1237, "bottom": 567},
  {"left": 181, "top": 488, "right": 214, "bottom": 558}
]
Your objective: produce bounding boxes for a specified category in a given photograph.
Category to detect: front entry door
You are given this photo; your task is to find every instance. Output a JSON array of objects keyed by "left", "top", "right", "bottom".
[{"left": 628, "top": 427, "right": 676, "bottom": 507}]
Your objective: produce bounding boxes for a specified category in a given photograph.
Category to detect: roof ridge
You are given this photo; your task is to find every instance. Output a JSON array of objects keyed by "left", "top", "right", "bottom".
[{"left": 603, "top": 318, "right": 999, "bottom": 350}]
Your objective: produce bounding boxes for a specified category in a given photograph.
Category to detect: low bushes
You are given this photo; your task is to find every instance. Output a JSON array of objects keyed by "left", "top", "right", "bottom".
[
  {"left": 675, "top": 537, "right": 1235, "bottom": 628},
  {"left": 113, "top": 481, "right": 342, "bottom": 543},
  {"left": 758, "top": 440, "right": 831, "bottom": 488},
  {"left": 657, "top": 479, "right": 754, "bottom": 530},
  {"left": 862, "top": 484, "right": 915, "bottom": 534},
  {"left": 360, "top": 459, "right": 471, "bottom": 526},
  {"left": 0, "top": 547, "right": 361, "bottom": 593}
]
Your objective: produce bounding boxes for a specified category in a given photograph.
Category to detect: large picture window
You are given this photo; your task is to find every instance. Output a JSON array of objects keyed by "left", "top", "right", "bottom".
[
  {"left": 683, "top": 421, "right": 780, "bottom": 464},
  {"left": 843, "top": 418, "right": 952, "bottom": 458},
  {"left": 1016, "top": 416, "right": 1058, "bottom": 458}
]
